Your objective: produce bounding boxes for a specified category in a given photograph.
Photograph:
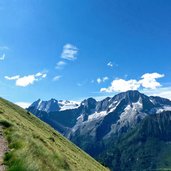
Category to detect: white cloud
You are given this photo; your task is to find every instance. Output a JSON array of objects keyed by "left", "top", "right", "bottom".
[
  {"left": 107, "top": 62, "right": 113, "bottom": 67},
  {"left": 0, "top": 53, "right": 5, "bottom": 60},
  {"left": 15, "top": 102, "right": 31, "bottom": 109},
  {"left": 142, "top": 87, "right": 171, "bottom": 100},
  {"left": 56, "top": 61, "right": 66, "bottom": 69},
  {"left": 16, "top": 75, "right": 37, "bottom": 87},
  {"left": 139, "top": 73, "right": 164, "bottom": 89},
  {"left": 5, "top": 72, "right": 47, "bottom": 87},
  {"left": 4, "top": 75, "right": 20, "bottom": 80},
  {"left": 100, "top": 72, "right": 164, "bottom": 93},
  {"left": 42, "top": 74, "right": 47, "bottom": 78},
  {"left": 97, "top": 78, "right": 102, "bottom": 84},
  {"left": 101, "top": 79, "right": 140, "bottom": 92},
  {"left": 103, "top": 77, "right": 109, "bottom": 82},
  {"left": 97, "top": 77, "right": 109, "bottom": 84},
  {"left": 35, "top": 72, "right": 42, "bottom": 77},
  {"left": 53, "top": 75, "right": 62, "bottom": 81},
  {"left": 61, "top": 44, "right": 78, "bottom": 60},
  {"left": 35, "top": 72, "right": 47, "bottom": 78}
]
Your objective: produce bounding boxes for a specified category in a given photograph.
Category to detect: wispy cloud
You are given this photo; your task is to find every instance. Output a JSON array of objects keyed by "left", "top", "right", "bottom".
[
  {"left": 35, "top": 72, "right": 47, "bottom": 78},
  {"left": 53, "top": 75, "right": 62, "bottom": 81},
  {"left": 0, "top": 53, "right": 5, "bottom": 60},
  {"left": 5, "top": 72, "right": 47, "bottom": 87},
  {"left": 100, "top": 72, "right": 164, "bottom": 93},
  {"left": 107, "top": 61, "right": 113, "bottom": 67},
  {"left": 4, "top": 75, "right": 20, "bottom": 80},
  {"left": 97, "top": 76, "right": 109, "bottom": 84},
  {"left": 0, "top": 46, "right": 9, "bottom": 61},
  {"left": 55, "top": 44, "right": 78, "bottom": 70},
  {"left": 61, "top": 44, "right": 78, "bottom": 60},
  {"left": 56, "top": 61, "right": 66, "bottom": 69},
  {"left": 107, "top": 61, "right": 118, "bottom": 68}
]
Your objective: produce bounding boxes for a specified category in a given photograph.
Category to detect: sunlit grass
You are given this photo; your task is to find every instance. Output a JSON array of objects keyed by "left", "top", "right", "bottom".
[{"left": 0, "top": 98, "right": 108, "bottom": 171}]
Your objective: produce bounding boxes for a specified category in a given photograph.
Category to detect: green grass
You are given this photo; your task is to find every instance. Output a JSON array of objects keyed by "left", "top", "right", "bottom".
[{"left": 0, "top": 97, "right": 109, "bottom": 171}]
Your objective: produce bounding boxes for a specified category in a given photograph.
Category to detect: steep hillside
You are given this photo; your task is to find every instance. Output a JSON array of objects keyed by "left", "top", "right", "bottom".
[
  {"left": 0, "top": 97, "right": 108, "bottom": 171},
  {"left": 99, "top": 111, "right": 171, "bottom": 171}
]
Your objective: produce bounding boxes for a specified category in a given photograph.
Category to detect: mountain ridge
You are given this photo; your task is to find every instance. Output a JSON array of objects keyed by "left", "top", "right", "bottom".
[{"left": 28, "top": 91, "right": 171, "bottom": 138}]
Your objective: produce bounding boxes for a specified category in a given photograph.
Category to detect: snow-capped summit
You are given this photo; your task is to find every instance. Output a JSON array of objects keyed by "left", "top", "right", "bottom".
[
  {"left": 29, "top": 98, "right": 60, "bottom": 113},
  {"left": 28, "top": 98, "right": 80, "bottom": 113}
]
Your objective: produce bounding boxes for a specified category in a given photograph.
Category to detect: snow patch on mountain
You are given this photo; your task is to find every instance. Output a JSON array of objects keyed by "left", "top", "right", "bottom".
[
  {"left": 106, "top": 100, "right": 147, "bottom": 138},
  {"left": 77, "top": 114, "right": 84, "bottom": 123},
  {"left": 88, "top": 111, "right": 107, "bottom": 121},
  {"left": 59, "top": 100, "right": 80, "bottom": 111},
  {"left": 119, "top": 101, "right": 143, "bottom": 124},
  {"left": 157, "top": 106, "right": 171, "bottom": 113},
  {"left": 108, "top": 101, "right": 120, "bottom": 113}
]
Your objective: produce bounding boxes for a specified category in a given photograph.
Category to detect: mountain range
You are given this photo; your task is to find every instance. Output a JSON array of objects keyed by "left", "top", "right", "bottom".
[{"left": 27, "top": 90, "right": 171, "bottom": 170}]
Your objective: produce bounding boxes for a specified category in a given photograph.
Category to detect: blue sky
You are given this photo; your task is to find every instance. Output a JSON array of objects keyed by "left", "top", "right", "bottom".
[{"left": 0, "top": 0, "right": 171, "bottom": 107}]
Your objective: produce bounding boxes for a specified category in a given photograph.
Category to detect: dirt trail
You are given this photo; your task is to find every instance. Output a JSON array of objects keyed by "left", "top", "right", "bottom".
[{"left": 0, "top": 127, "right": 8, "bottom": 171}]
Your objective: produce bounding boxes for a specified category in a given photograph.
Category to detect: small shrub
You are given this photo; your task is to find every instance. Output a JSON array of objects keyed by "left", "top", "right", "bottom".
[
  {"left": 0, "top": 120, "right": 12, "bottom": 128},
  {"left": 0, "top": 108, "right": 4, "bottom": 114},
  {"left": 53, "top": 132, "right": 58, "bottom": 136},
  {"left": 9, "top": 141, "right": 23, "bottom": 149},
  {"left": 49, "top": 137, "right": 55, "bottom": 142},
  {"left": 4, "top": 152, "right": 13, "bottom": 162},
  {"left": 26, "top": 111, "right": 31, "bottom": 115}
]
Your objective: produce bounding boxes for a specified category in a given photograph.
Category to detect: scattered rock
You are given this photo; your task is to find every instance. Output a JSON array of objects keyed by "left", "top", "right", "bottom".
[{"left": 0, "top": 127, "right": 8, "bottom": 171}]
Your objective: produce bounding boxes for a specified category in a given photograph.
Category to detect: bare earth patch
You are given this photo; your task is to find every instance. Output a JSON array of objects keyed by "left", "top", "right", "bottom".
[{"left": 0, "top": 127, "right": 8, "bottom": 171}]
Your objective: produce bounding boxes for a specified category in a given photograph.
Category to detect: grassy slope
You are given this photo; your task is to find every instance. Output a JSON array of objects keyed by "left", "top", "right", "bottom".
[{"left": 0, "top": 98, "right": 108, "bottom": 171}]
